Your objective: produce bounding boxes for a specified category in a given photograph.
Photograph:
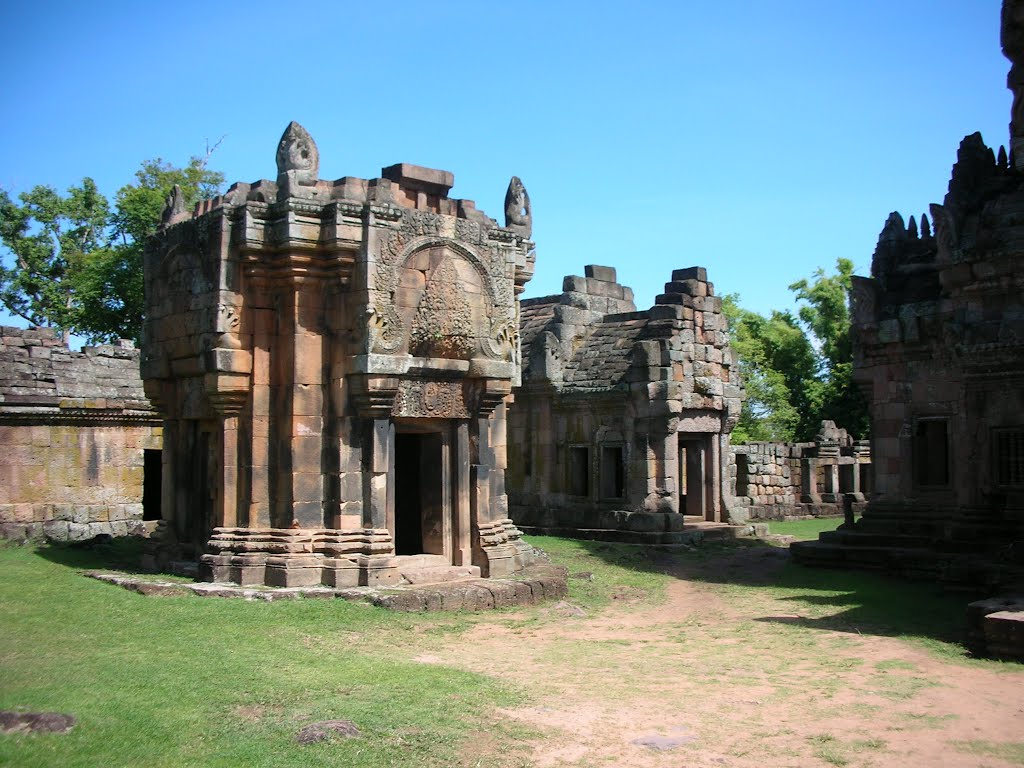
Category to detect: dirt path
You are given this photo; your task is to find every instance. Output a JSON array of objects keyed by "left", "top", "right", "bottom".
[{"left": 417, "top": 548, "right": 1024, "bottom": 767}]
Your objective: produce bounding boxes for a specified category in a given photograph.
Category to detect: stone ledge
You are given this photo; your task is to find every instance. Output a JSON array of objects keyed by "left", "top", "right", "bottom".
[{"left": 86, "top": 564, "right": 568, "bottom": 611}]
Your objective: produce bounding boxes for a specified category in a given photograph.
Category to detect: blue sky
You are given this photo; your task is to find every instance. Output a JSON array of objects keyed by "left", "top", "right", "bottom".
[{"left": 0, "top": 0, "right": 1009, "bottom": 328}]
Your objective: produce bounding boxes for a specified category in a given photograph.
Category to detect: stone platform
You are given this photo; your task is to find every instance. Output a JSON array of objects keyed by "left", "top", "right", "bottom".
[
  {"left": 967, "top": 595, "right": 1024, "bottom": 661},
  {"left": 517, "top": 516, "right": 768, "bottom": 546},
  {"left": 87, "top": 563, "right": 568, "bottom": 612}
]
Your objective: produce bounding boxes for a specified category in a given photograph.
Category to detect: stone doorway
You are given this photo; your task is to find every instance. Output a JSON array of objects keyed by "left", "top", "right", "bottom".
[
  {"left": 394, "top": 432, "right": 445, "bottom": 556},
  {"left": 679, "top": 434, "right": 718, "bottom": 521}
]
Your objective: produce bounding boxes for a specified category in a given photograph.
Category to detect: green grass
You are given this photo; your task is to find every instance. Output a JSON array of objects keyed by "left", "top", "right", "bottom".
[
  {"left": 953, "top": 740, "right": 1024, "bottom": 765},
  {"left": 524, "top": 535, "right": 673, "bottom": 610},
  {"left": 765, "top": 516, "right": 850, "bottom": 540},
  {"left": 2, "top": 535, "right": 1018, "bottom": 766},
  {"left": 0, "top": 536, "right": 682, "bottom": 767},
  {"left": 0, "top": 543, "right": 527, "bottom": 768}
]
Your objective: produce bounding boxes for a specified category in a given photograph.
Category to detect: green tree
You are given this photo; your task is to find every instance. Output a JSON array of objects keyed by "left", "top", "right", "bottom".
[
  {"left": 0, "top": 154, "right": 223, "bottom": 345},
  {"left": 788, "top": 258, "right": 869, "bottom": 438},
  {"left": 77, "top": 156, "right": 224, "bottom": 344},
  {"left": 0, "top": 179, "right": 110, "bottom": 342},
  {"left": 723, "top": 295, "right": 817, "bottom": 443}
]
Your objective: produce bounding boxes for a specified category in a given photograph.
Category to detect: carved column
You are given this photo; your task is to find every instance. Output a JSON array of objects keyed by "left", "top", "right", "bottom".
[
  {"left": 455, "top": 420, "right": 472, "bottom": 566},
  {"left": 645, "top": 429, "right": 679, "bottom": 514},
  {"left": 286, "top": 276, "right": 326, "bottom": 528},
  {"left": 364, "top": 417, "right": 394, "bottom": 531},
  {"left": 248, "top": 302, "right": 273, "bottom": 528}
]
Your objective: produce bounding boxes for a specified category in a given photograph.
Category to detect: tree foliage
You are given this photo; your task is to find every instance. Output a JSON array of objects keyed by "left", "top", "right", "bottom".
[
  {"left": 788, "top": 258, "right": 869, "bottom": 438},
  {"left": 0, "top": 155, "right": 223, "bottom": 345},
  {"left": 726, "top": 258, "right": 870, "bottom": 443},
  {"left": 723, "top": 296, "right": 816, "bottom": 443}
]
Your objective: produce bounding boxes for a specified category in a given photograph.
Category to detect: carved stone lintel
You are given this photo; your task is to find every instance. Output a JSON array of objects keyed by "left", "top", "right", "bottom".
[{"left": 392, "top": 380, "right": 470, "bottom": 418}]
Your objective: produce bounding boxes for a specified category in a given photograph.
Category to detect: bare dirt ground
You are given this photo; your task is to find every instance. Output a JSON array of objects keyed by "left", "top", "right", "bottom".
[{"left": 414, "top": 547, "right": 1024, "bottom": 768}]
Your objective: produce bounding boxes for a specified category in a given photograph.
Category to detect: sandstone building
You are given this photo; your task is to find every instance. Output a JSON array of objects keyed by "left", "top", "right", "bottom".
[
  {"left": 141, "top": 123, "right": 537, "bottom": 587},
  {"left": 792, "top": 2, "right": 1024, "bottom": 576},
  {"left": 0, "top": 327, "right": 161, "bottom": 542},
  {"left": 507, "top": 265, "right": 746, "bottom": 542}
]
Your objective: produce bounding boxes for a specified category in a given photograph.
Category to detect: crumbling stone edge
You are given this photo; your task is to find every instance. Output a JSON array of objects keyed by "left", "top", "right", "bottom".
[{"left": 85, "top": 564, "right": 569, "bottom": 612}]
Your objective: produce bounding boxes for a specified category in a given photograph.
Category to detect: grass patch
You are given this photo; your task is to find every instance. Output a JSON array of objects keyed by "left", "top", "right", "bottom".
[
  {"left": 0, "top": 544, "right": 529, "bottom": 768},
  {"left": 524, "top": 536, "right": 673, "bottom": 610},
  {"left": 953, "top": 740, "right": 1024, "bottom": 765},
  {"left": 766, "top": 517, "right": 850, "bottom": 541},
  {"left": 808, "top": 733, "right": 887, "bottom": 766}
]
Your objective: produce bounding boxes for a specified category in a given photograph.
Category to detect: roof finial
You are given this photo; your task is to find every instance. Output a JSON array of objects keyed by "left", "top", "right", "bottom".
[
  {"left": 276, "top": 121, "right": 319, "bottom": 198},
  {"left": 504, "top": 176, "right": 532, "bottom": 239}
]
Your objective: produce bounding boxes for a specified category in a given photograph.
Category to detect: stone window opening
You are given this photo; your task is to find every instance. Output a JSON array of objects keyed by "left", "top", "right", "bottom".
[
  {"left": 600, "top": 445, "right": 625, "bottom": 499},
  {"left": 994, "top": 428, "right": 1024, "bottom": 487},
  {"left": 913, "top": 418, "right": 950, "bottom": 488},
  {"left": 568, "top": 445, "right": 591, "bottom": 498}
]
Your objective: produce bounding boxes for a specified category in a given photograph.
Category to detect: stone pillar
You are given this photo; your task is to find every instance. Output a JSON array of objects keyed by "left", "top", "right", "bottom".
[
  {"left": 249, "top": 308, "right": 273, "bottom": 528},
  {"left": 364, "top": 417, "right": 393, "bottom": 530},
  {"left": 455, "top": 420, "right": 472, "bottom": 566},
  {"left": 645, "top": 429, "right": 679, "bottom": 513},
  {"left": 216, "top": 416, "right": 239, "bottom": 528},
  {"left": 288, "top": 281, "right": 325, "bottom": 527},
  {"left": 706, "top": 434, "right": 723, "bottom": 522}
]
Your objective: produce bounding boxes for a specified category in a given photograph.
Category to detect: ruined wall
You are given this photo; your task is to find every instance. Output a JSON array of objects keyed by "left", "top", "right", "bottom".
[
  {"left": 729, "top": 423, "right": 871, "bottom": 520},
  {"left": 0, "top": 327, "right": 162, "bottom": 541}
]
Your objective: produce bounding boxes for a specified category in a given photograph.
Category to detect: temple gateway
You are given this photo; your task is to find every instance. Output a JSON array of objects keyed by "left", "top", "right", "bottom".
[{"left": 142, "top": 123, "right": 537, "bottom": 587}]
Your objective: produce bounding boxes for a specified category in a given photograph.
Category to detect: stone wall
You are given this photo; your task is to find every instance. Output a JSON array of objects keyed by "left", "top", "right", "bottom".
[
  {"left": 729, "top": 423, "right": 871, "bottom": 520},
  {"left": 0, "top": 326, "right": 162, "bottom": 542}
]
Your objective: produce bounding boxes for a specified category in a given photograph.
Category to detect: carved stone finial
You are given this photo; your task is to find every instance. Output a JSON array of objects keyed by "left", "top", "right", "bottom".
[
  {"left": 920, "top": 212, "right": 931, "bottom": 239},
  {"left": 879, "top": 211, "right": 906, "bottom": 243},
  {"left": 504, "top": 176, "right": 532, "bottom": 238},
  {"left": 275, "top": 121, "right": 319, "bottom": 194},
  {"left": 1003, "top": 0, "right": 1024, "bottom": 168},
  {"left": 907, "top": 214, "right": 919, "bottom": 239},
  {"left": 159, "top": 184, "right": 188, "bottom": 230}
]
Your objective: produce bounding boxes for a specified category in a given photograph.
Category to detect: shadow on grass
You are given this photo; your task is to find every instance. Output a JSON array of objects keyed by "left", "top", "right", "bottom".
[
  {"left": 560, "top": 537, "right": 977, "bottom": 651},
  {"left": 31, "top": 536, "right": 152, "bottom": 573}
]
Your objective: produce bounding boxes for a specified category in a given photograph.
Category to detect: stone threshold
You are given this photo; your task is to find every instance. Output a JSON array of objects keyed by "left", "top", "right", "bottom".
[{"left": 85, "top": 563, "right": 568, "bottom": 612}]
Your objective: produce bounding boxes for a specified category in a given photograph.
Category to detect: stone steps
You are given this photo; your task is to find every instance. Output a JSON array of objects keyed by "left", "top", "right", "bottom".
[{"left": 518, "top": 523, "right": 765, "bottom": 546}]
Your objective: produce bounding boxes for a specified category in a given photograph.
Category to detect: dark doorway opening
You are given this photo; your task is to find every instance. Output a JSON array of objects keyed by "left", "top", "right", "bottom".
[
  {"left": 680, "top": 438, "right": 708, "bottom": 518},
  {"left": 143, "top": 449, "right": 162, "bottom": 521},
  {"left": 394, "top": 432, "right": 444, "bottom": 556}
]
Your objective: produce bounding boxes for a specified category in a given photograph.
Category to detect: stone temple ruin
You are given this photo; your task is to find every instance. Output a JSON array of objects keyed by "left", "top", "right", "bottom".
[
  {"left": 508, "top": 265, "right": 744, "bottom": 543},
  {"left": 793, "top": 1, "right": 1024, "bottom": 588},
  {"left": 140, "top": 122, "right": 537, "bottom": 587}
]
